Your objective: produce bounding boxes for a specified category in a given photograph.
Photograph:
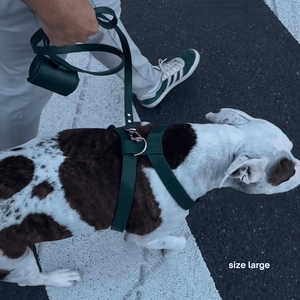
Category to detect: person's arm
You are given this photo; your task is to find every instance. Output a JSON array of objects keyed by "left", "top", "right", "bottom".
[{"left": 22, "top": 0, "right": 99, "bottom": 46}]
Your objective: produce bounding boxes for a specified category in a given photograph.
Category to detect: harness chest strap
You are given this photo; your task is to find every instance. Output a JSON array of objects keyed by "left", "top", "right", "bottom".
[
  {"left": 110, "top": 127, "right": 138, "bottom": 233},
  {"left": 111, "top": 125, "right": 195, "bottom": 232}
]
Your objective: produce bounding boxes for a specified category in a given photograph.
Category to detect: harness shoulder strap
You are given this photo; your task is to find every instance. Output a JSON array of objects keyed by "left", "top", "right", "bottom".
[{"left": 145, "top": 126, "right": 195, "bottom": 211}]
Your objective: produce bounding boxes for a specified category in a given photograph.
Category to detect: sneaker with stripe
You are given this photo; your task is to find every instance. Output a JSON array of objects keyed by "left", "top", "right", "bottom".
[{"left": 137, "top": 49, "right": 200, "bottom": 108}]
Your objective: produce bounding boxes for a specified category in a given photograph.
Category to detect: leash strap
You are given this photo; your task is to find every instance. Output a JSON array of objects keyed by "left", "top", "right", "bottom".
[{"left": 29, "top": 7, "right": 134, "bottom": 128}]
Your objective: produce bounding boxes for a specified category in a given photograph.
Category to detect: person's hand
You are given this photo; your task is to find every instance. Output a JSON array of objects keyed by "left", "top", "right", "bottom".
[{"left": 22, "top": 0, "right": 99, "bottom": 46}]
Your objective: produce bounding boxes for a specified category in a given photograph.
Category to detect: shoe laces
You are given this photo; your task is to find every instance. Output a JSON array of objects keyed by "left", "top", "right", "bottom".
[{"left": 154, "top": 57, "right": 185, "bottom": 81}]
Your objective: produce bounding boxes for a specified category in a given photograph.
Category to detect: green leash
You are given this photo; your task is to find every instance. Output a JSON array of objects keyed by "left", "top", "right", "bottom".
[
  {"left": 28, "top": 7, "right": 135, "bottom": 128},
  {"left": 27, "top": 6, "right": 195, "bottom": 233}
]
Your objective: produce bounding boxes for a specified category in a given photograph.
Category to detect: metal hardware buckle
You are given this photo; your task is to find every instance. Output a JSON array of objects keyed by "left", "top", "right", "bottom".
[{"left": 126, "top": 128, "right": 148, "bottom": 156}]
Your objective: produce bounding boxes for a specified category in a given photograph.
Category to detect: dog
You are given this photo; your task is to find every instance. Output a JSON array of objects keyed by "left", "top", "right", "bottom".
[{"left": 1, "top": 108, "right": 299, "bottom": 287}]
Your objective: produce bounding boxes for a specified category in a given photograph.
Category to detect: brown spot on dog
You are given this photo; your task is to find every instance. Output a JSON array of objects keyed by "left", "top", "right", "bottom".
[
  {"left": 161, "top": 124, "right": 197, "bottom": 168},
  {"left": 0, "top": 240, "right": 27, "bottom": 259},
  {"left": 136, "top": 123, "right": 197, "bottom": 169},
  {"left": 58, "top": 129, "right": 122, "bottom": 230},
  {"left": 58, "top": 128, "right": 163, "bottom": 234},
  {"left": 126, "top": 163, "right": 162, "bottom": 235},
  {"left": 0, "top": 214, "right": 72, "bottom": 259},
  {"left": 268, "top": 158, "right": 295, "bottom": 186},
  {"left": 0, "top": 270, "right": 11, "bottom": 280},
  {"left": 0, "top": 156, "right": 34, "bottom": 199},
  {"left": 31, "top": 181, "right": 54, "bottom": 199}
]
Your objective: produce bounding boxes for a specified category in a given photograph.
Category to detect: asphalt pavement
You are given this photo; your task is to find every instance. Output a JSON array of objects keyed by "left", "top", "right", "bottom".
[
  {"left": 123, "top": 0, "right": 300, "bottom": 299},
  {"left": 1, "top": 0, "right": 300, "bottom": 299}
]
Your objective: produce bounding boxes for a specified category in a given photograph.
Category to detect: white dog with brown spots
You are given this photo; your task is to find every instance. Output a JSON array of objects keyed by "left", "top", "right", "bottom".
[{"left": 1, "top": 109, "right": 299, "bottom": 287}]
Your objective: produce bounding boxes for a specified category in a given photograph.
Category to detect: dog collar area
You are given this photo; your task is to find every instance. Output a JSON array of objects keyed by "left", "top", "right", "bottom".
[{"left": 110, "top": 125, "right": 195, "bottom": 232}]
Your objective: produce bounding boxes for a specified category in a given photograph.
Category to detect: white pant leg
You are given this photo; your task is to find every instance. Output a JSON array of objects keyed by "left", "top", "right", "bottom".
[
  {"left": 88, "top": 0, "right": 162, "bottom": 97},
  {"left": 0, "top": 1, "right": 56, "bottom": 151}
]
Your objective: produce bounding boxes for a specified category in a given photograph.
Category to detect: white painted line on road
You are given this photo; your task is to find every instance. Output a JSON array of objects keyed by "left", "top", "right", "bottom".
[{"left": 264, "top": 0, "right": 300, "bottom": 43}]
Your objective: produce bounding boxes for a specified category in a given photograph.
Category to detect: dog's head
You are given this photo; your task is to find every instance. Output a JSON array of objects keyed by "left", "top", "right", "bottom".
[{"left": 206, "top": 108, "right": 300, "bottom": 194}]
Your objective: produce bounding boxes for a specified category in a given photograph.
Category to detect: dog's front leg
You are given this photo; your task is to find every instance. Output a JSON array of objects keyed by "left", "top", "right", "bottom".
[
  {"left": 1, "top": 247, "right": 80, "bottom": 287},
  {"left": 124, "top": 233, "right": 186, "bottom": 258}
]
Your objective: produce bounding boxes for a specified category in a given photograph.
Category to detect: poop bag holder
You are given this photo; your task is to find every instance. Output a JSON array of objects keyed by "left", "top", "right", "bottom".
[
  {"left": 27, "top": 7, "right": 128, "bottom": 97},
  {"left": 28, "top": 55, "right": 79, "bottom": 96}
]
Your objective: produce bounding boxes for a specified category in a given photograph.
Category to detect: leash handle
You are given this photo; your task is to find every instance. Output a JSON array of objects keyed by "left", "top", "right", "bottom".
[
  {"left": 29, "top": 7, "right": 134, "bottom": 128},
  {"left": 29, "top": 8, "right": 124, "bottom": 76}
]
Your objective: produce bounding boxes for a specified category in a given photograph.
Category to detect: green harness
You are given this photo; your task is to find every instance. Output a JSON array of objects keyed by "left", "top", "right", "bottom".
[
  {"left": 28, "top": 6, "right": 195, "bottom": 233},
  {"left": 111, "top": 125, "right": 195, "bottom": 232}
]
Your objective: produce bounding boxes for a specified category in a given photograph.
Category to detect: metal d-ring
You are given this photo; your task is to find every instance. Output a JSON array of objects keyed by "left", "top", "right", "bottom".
[
  {"left": 126, "top": 128, "right": 148, "bottom": 156},
  {"left": 134, "top": 139, "right": 147, "bottom": 156}
]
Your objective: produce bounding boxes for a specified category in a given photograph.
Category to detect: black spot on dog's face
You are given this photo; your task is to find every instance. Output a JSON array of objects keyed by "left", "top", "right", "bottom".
[
  {"left": 37, "top": 142, "right": 44, "bottom": 147},
  {"left": 0, "top": 156, "right": 34, "bottom": 199},
  {"left": 268, "top": 158, "right": 295, "bottom": 186},
  {"left": 31, "top": 181, "right": 54, "bottom": 200}
]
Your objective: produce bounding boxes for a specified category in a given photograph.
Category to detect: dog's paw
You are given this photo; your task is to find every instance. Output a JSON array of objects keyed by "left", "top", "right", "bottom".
[
  {"left": 43, "top": 269, "right": 81, "bottom": 287},
  {"left": 124, "top": 232, "right": 137, "bottom": 244},
  {"left": 160, "top": 236, "right": 187, "bottom": 258}
]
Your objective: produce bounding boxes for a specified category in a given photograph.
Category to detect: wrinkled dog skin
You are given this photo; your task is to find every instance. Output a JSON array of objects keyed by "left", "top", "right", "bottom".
[{"left": 1, "top": 109, "right": 299, "bottom": 287}]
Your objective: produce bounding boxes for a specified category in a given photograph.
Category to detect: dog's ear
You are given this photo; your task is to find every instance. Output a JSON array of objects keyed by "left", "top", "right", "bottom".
[
  {"left": 206, "top": 108, "right": 256, "bottom": 125},
  {"left": 219, "top": 154, "right": 268, "bottom": 188}
]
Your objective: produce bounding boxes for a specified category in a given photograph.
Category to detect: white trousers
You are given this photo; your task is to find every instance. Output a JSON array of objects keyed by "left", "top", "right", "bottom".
[{"left": 0, "top": 0, "right": 161, "bottom": 150}]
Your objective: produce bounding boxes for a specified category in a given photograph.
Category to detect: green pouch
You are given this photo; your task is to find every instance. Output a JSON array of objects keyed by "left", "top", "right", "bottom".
[
  {"left": 28, "top": 55, "right": 79, "bottom": 96},
  {"left": 27, "top": 7, "right": 130, "bottom": 103}
]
